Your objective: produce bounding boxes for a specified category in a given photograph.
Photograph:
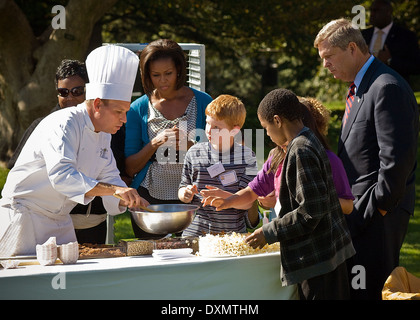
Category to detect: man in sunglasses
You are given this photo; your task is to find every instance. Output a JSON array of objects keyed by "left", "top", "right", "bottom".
[{"left": 0, "top": 45, "right": 147, "bottom": 256}]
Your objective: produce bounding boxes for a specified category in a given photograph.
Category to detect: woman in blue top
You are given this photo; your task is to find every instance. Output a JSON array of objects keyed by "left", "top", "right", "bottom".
[{"left": 125, "top": 39, "right": 212, "bottom": 238}]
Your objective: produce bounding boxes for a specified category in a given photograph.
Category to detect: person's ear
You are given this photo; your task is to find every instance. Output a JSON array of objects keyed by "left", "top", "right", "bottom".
[
  {"left": 229, "top": 125, "right": 240, "bottom": 136},
  {"left": 348, "top": 42, "right": 357, "bottom": 55},
  {"left": 273, "top": 115, "right": 282, "bottom": 127},
  {"left": 93, "top": 98, "right": 102, "bottom": 111}
]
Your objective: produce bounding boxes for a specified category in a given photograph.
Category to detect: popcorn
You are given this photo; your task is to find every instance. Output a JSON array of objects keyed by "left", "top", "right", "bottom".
[{"left": 198, "top": 232, "right": 279, "bottom": 257}]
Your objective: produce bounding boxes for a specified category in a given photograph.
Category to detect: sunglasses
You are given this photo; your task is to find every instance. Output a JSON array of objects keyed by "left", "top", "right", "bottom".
[{"left": 57, "top": 86, "right": 85, "bottom": 97}]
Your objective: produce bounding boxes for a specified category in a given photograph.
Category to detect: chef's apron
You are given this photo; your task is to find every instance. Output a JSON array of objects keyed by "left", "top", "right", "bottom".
[{"left": 0, "top": 201, "right": 76, "bottom": 256}]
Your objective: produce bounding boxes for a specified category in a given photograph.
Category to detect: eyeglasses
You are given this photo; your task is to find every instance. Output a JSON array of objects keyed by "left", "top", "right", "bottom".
[{"left": 57, "top": 86, "right": 85, "bottom": 97}]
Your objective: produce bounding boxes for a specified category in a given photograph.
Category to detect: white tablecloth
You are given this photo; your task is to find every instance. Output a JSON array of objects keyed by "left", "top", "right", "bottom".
[{"left": 0, "top": 252, "right": 298, "bottom": 300}]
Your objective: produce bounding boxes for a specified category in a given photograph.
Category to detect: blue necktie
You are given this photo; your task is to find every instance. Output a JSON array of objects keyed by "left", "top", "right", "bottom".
[{"left": 343, "top": 82, "right": 356, "bottom": 128}]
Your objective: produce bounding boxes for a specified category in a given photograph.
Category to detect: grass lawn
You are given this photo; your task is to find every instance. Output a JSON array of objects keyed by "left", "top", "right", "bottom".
[
  {"left": 400, "top": 212, "right": 420, "bottom": 277},
  {"left": 399, "top": 144, "right": 420, "bottom": 277},
  {"left": 0, "top": 96, "right": 419, "bottom": 278},
  {"left": 114, "top": 211, "right": 135, "bottom": 241}
]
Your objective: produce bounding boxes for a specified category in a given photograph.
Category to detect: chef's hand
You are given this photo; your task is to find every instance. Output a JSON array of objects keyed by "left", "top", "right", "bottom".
[
  {"left": 179, "top": 185, "right": 198, "bottom": 203},
  {"left": 130, "top": 197, "right": 150, "bottom": 210},
  {"left": 114, "top": 187, "right": 149, "bottom": 209},
  {"left": 200, "top": 185, "right": 233, "bottom": 199},
  {"left": 245, "top": 228, "right": 267, "bottom": 249}
]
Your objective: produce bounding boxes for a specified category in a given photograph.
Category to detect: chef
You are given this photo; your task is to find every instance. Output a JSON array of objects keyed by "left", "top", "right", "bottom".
[{"left": 0, "top": 45, "right": 147, "bottom": 256}]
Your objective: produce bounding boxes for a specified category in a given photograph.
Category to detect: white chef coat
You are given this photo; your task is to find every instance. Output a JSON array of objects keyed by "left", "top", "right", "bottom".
[{"left": 0, "top": 103, "right": 126, "bottom": 256}]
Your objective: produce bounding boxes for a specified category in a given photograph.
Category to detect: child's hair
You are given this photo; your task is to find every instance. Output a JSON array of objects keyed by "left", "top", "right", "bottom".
[
  {"left": 259, "top": 89, "right": 303, "bottom": 174},
  {"left": 267, "top": 100, "right": 329, "bottom": 173},
  {"left": 299, "top": 97, "right": 331, "bottom": 150},
  {"left": 299, "top": 97, "right": 330, "bottom": 136},
  {"left": 267, "top": 96, "right": 333, "bottom": 173},
  {"left": 205, "top": 94, "right": 246, "bottom": 129},
  {"left": 257, "top": 88, "right": 303, "bottom": 123},
  {"left": 267, "top": 146, "right": 285, "bottom": 174}
]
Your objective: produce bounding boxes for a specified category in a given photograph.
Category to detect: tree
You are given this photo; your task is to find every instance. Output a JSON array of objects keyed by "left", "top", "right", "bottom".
[
  {"left": 1, "top": 0, "right": 418, "bottom": 163},
  {"left": 100, "top": 0, "right": 356, "bottom": 130},
  {"left": 0, "top": 0, "right": 117, "bottom": 163}
]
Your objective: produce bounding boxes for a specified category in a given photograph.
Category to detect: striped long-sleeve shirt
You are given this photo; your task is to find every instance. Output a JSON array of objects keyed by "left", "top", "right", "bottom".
[{"left": 180, "top": 142, "right": 257, "bottom": 236}]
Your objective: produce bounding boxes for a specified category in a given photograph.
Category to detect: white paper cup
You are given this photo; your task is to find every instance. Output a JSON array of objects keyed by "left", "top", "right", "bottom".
[
  {"left": 57, "top": 241, "right": 79, "bottom": 264},
  {"left": 36, "top": 237, "right": 57, "bottom": 266}
]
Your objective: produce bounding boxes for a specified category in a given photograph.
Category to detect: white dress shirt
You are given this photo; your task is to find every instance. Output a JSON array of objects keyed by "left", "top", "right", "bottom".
[{"left": 369, "top": 21, "right": 393, "bottom": 54}]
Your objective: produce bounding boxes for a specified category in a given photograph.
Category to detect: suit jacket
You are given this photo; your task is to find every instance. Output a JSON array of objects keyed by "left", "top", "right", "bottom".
[
  {"left": 362, "top": 23, "right": 420, "bottom": 82},
  {"left": 338, "top": 58, "right": 419, "bottom": 236}
]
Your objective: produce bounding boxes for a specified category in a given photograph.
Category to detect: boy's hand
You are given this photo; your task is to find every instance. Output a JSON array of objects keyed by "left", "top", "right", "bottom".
[{"left": 180, "top": 185, "right": 198, "bottom": 203}]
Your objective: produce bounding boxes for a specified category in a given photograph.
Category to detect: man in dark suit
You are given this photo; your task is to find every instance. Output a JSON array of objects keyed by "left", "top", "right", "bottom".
[
  {"left": 315, "top": 18, "right": 419, "bottom": 300},
  {"left": 361, "top": 0, "right": 420, "bottom": 85}
]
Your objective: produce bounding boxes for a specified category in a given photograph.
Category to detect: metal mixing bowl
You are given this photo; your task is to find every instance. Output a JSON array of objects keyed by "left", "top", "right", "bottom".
[{"left": 130, "top": 204, "right": 199, "bottom": 235}]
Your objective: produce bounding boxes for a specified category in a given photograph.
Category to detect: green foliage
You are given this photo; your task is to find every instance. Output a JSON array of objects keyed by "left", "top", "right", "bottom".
[
  {"left": 0, "top": 167, "right": 9, "bottom": 193},
  {"left": 100, "top": 0, "right": 356, "bottom": 100},
  {"left": 13, "top": 0, "right": 420, "bottom": 103}
]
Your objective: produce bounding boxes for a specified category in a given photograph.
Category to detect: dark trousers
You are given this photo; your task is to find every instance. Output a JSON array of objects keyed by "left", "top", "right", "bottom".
[
  {"left": 346, "top": 208, "right": 410, "bottom": 300},
  {"left": 131, "top": 186, "right": 183, "bottom": 239},
  {"left": 74, "top": 220, "right": 107, "bottom": 244},
  {"left": 298, "top": 261, "right": 350, "bottom": 300}
]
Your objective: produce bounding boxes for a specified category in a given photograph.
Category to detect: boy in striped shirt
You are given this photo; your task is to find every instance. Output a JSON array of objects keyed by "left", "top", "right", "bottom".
[{"left": 178, "top": 95, "right": 258, "bottom": 236}]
